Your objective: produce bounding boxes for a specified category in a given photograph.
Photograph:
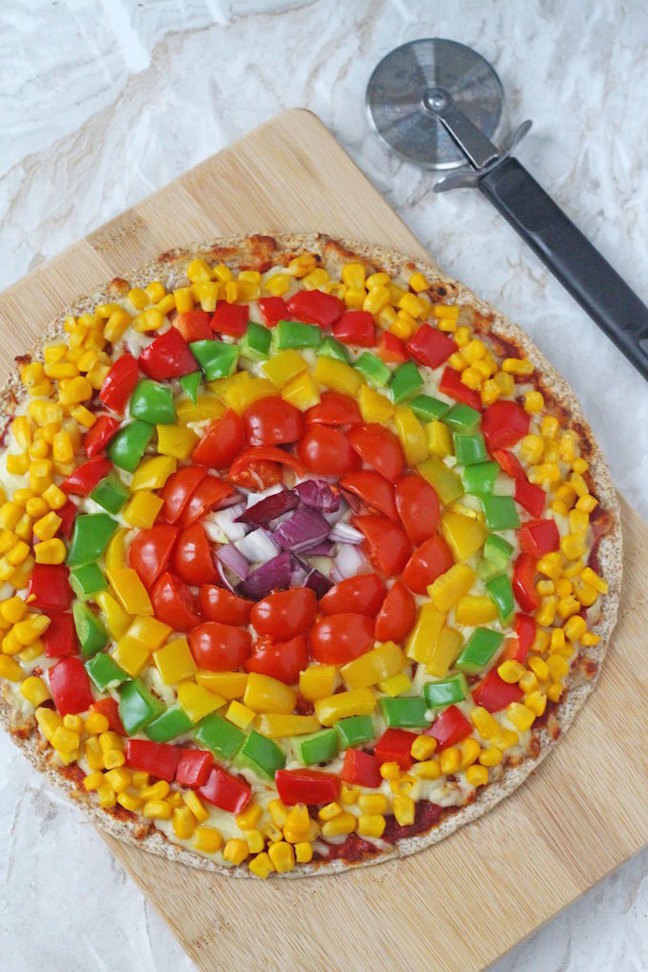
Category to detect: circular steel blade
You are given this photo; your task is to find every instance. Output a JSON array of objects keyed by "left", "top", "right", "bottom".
[{"left": 366, "top": 38, "right": 504, "bottom": 170}]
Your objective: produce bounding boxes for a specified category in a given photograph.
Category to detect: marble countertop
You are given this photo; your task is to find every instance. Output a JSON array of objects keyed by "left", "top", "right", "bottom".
[{"left": 1, "top": 1, "right": 646, "bottom": 969}]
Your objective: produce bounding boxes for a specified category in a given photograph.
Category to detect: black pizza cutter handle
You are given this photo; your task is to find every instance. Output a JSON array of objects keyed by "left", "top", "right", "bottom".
[{"left": 478, "top": 157, "right": 648, "bottom": 380}]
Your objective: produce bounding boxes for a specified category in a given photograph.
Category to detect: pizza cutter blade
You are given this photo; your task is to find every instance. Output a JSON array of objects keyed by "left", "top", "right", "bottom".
[{"left": 367, "top": 38, "right": 648, "bottom": 380}]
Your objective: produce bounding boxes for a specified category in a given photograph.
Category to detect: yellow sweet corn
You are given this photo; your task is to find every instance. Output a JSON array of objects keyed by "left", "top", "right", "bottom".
[
  {"left": 34, "top": 538, "right": 66, "bottom": 564},
  {"left": 223, "top": 839, "right": 249, "bottom": 865}
]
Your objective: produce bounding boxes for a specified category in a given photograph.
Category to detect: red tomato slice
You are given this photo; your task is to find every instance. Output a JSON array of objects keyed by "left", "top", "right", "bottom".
[
  {"left": 395, "top": 474, "right": 441, "bottom": 545},
  {"left": 351, "top": 515, "right": 412, "bottom": 578},
  {"left": 198, "top": 586, "right": 253, "bottom": 626},
  {"left": 245, "top": 634, "right": 308, "bottom": 684},
  {"left": 402, "top": 534, "right": 454, "bottom": 595},
  {"left": 171, "top": 522, "right": 219, "bottom": 586},
  {"left": 305, "top": 391, "right": 362, "bottom": 427},
  {"left": 192, "top": 410, "right": 245, "bottom": 469},
  {"left": 309, "top": 613, "right": 375, "bottom": 664},
  {"left": 188, "top": 621, "right": 252, "bottom": 671},
  {"left": 348, "top": 424, "right": 405, "bottom": 482},
  {"left": 340, "top": 470, "right": 397, "bottom": 520},
  {"left": 250, "top": 588, "right": 317, "bottom": 641},
  {"left": 243, "top": 396, "right": 304, "bottom": 446},
  {"left": 151, "top": 572, "right": 202, "bottom": 631},
  {"left": 179, "top": 476, "right": 237, "bottom": 528},
  {"left": 160, "top": 466, "right": 206, "bottom": 524},
  {"left": 319, "top": 574, "right": 386, "bottom": 618},
  {"left": 375, "top": 580, "right": 417, "bottom": 644},
  {"left": 128, "top": 524, "right": 178, "bottom": 588},
  {"left": 297, "top": 426, "right": 361, "bottom": 476},
  {"left": 228, "top": 446, "right": 305, "bottom": 489}
]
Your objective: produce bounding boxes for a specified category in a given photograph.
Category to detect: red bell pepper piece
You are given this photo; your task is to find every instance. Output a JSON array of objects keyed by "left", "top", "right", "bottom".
[
  {"left": 56, "top": 500, "right": 77, "bottom": 539},
  {"left": 482, "top": 401, "right": 530, "bottom": 452},
  {"left": 61, "top": 456, "right": 112, "bottom": 495},
  {"left": 406, "top": 324, "right": 457, "bottom": 368},
  {"left": 286, "top": 290, "right": 344, "bottom": 327},
  {"left": 472, "top": 670, "right": 524, "bottom": 712},
  {"left": 198, "top": 766, "right": 251, "bottom": 813},
  {"left": 377, "top": 331, "right": 408, "bottom": 364},
  {"left": 258, "top": 296, "right": 289, "bottom": 327},
  {"left": 173, "top": 309, "right": 212, "bottom": 343},
  {"left": 125, "top": 739, "right": 182, "bottom": 783},
  {"left": 426, "top": 705, "right": 472, "bottom": 751},
  {"left": 49, "top": 657, "right": 94, "bottom": 715},
  {"left": 175, "top": 748, "right": 214, "bottom": 789},
  {"left": 275, "top": 768, "right": 341, "bottom": 806},
  {"left": 99, "top": 353, "right": 139, "bottom": 414},
  {"left": 519, "top": 518, "right": 560, "bottom": 557},
  {"left": 89, "top": 697, "right": 125, "bottom": 735},
  {"left": 340, "top": 749, "right": 382, "bottom": 788},
  {"left": 492, "top": 449, "right": 525, "bottom": 480},
  {"left": 43, "top": 613, "right": 78, "bottom": 658},
  {"left": 374, "top": 728, "right": 418, "bottom": 769},
  {"left": 138, "top": 327, "right": 197, "bottom": 380},
  {"left": 210, "top": 301, "right": 249, "bottom": 338},
  {"left": 245, "top": 634, "right": 308, "bottom": 685},
  {"left": 178, "top": 475, "right": 237, "bottom": 528},
  {"left": 500, "top": 612, "right": 537, "bottom": 664},
  {"left": 439, "top": 366, "right": 482, "bottom": 410},
  {"left": 332, "top": 310, "right": 376, "bottom": 347},
  {"left": 512, "top": 553, "right": 539, "bottom": 612},
  {"left": 515, "top": 478, "right": 546, "bottom": 518},
  {"left": 27, "top": 565, "right": 73, "bottom": 613},
  {"left": 160, "top": 466, "right": 207, "bottom": 524},
  {"left": 83, "top": 415, "right": 121, "bottom": 459}
]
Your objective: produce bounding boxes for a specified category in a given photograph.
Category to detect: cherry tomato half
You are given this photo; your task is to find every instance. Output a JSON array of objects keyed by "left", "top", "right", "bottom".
[
  {"left": 375, "top": 580, "right": 417, "bottom": 644},
  {"left": 310, "top": 613, "right": 375, "bottom": 664},
  {"left": 395, "top": 474, "right": 441, "bottom": 546},
  {"left": 199, "top": 586, "right": 253, "bottom": 626},
  {"left": 340, "top": 470, "right": 397, "bottom": 520},
  {"left": 319, "top": 574, "right": 386, "bottom": 618},
  {"left": 128, "top": 524, "right": 178, "bottom": 588},
  {"left": 160, "top": 466, "right": 206, "bottom": 524},
  {"left": 402, "top": 534, "right": 454, "bottom": 595},
  {"left": 305, "top": 391, "right": 362, "bottom": 427},
  {"left": 179, "top": 476, "right": 237, "bottom": 528},
  {"left": 297, "top": 426, "right": 361, "bottom": 476},
  {"left": 348, "top": 424, "right": 405, "bottom": 482},
  {"left": 151, "top": 572, "right": 202, "bottom": 631},
  {"left": 192, "top": 409, "right": 245, "bottom": 469},
  {"left": 250, "top": 588, "right": 317, "bottom": 642},
  {"left": 171, "top": 523, "right": 219, "bottom": 586},
  {"left": 188, "top": 621, "right": 252, "bottom": 671},
  {"left": 245, "top": 634, "right": 308, "bottom": 685},
  {"left": 229, "top": 446, "right": 305, "bottom": 490},
  {"left": 351, "top": 515, "right": 412, "bottom": 577},
  {"left": 243, "top": 396, "right": 304, "bottom": 447}
]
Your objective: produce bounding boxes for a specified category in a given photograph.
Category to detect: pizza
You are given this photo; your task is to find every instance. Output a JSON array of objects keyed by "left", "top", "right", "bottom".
[{"left": 0, "top": 234, "right": 621, "bottom": 877}]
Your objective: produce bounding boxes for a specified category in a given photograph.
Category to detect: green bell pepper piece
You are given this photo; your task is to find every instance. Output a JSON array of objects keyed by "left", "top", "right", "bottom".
[
  {"left": 423, "top": 674, "right": 468, "bottom": 710},
  {"left": 335, "top": 715, "right": 375, "bottom": 749},
  {"left": 317, "top": 335, "right": 350, "bottom": 362},
  {"left": 410, "top": 394, "right": 450, "bottom": 423},
  {"left": 72, "top": 601, "right": 109, "bottom": 658},
  {"left": 455, "top": 628, "right": 504, "bottom": 674},
  {"left": 85, "top": 653, "right": 128, "bottom": 692},
  {"left": 67, "top": 513, "right": 118, "bottom": 567},
  {"left": 293, "top": 728, "right": 339, "bottom": 766},
  {"left": 237, "top": 730, "right": 285, "bottom": 780},
  {"left": 108, "top": 421, "right": 154, "bottom": 473},
  {"left": 69, "top": 563, "right": 107, "bottom": 601},
  {"left": 390, "top": 361, "right": 424, "bottom": 403},
  {"left": 453, "top": 432, "right": 488, "bottom": 466},
  {"left": 417, "top": 457, "right": 464, "bottom": 505},
  {"left": 130, "top": 379, "right": 176, "bottom": 425},
  {"left": 443, "top": 402, "right": 481, "bottom": 431},
  {"left": 481, "top": 495, "right": 521, "bottom": 531},
  {"left": 145, "top": 705, "right": 194, "bottom": 742},
  {"left": 240, "top": 322, "right": 271, "bottom": 361},
  {"left": 354, "top": 353, "right": 391, "bottom": 388},
  {"left": 179, "top": 371, "right": 201, "bottom": 404},
  {"left": 486, "top": 573, "right": 515, "bottom": 624},
  {"left": 90, "top": 472, "right": 129, "bottom": 514},
  {"left": 189, "top": 340, "right": 239, "bottom": 380},
  {"left": 379, "top": 696, "right": 429, "bottom": 728},
  {"left": 461, "top": 461, "right": 499, "bottom": 495},
  {"left": 118, "top": 679, "right": 165, "bottom": 735},
  {"left": 273, "top": 319, "right": 323, "bottom": 351},
  {"left": 194, "top": 712, "right": 245, "bottom": 760},
  {"left": 484, "top": 533, "right": 515, "bottom": 565}
]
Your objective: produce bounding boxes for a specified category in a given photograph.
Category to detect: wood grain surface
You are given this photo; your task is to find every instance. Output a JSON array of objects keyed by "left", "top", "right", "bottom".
[{"left": 1, "top": 109, "right": 646, "bottom": 972}]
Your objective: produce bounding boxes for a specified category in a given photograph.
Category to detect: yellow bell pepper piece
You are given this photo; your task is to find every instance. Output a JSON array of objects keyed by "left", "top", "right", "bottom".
[
  {"left": 426, "top": 625, "right": 464, "bottom": 677},
  {"left": 455, "top": 595, "right": 498, "bottom": 625},
  {"left": 426, "top": 420, "right": 453, "bottom": 457},
  {"left": 153, "top": 637, "right": 197, "bottom": 685},
  {"left": 112, "top": 636, "right": 151, "bottom": 677},
  {"left": 156, "top": 424, "right": 199, "bottom": 460},
  {"left": 340, "top": 641, "right": 406, "bottom": 689},
  {"left": 261, "top": 351, "right": 308, "bottom": 388},
  {"left": 104, "top": 527, "right": 128, "bottom": 571},
  {"left": 196, "top": 670, "right": 248, "bottom": 699},
  {"left": 176, "top": 395, "right": 225, "bottom": 425},
  {"left": 393, "top": 406, "right": 428, "bottom": 466},
  {"left": 225, "top": 700, "right": 256, "bottom": 730},
  {"left": 243, "top": 673, "right": 296, "bottom": 714},
  {"left": 95, "top": 590, "right": 133, "bottom": 640},
  {"left": 312, "top": 356, "right": 362, "bottom": 395},
  {"left": 224, "top": 378, "right": 277, "bottom": 414},
  {"left": 281, "top": 372, "right": 321, "bottom": 411},
  {"left": 405, "top": 603, "right": 445, "bottom": 664},
  {"left": 299, "top": 664, "right": 337, "bottom": 701},
  {"left": 130, "top": 455, "right": 177, "bottom": 491},
  {"left": 441, "top": 511, "right": 487, "bottom": 560},
  {"left": 122, "top": 491, "right": 164, "bottom": 529},
  {"left": 315, "top": 688, "right": 376, "bottom": 726},
  {"left": 358, "top": 384, "right": 394, "bottom": 423},
  {"left": 127, "top": 616, "right": 171, "bottom": 649},
  {"left": 107, "top": 567, "right": 153, "bottom": 616},
  {"left": 177, "top": 681, "right": 226, "bottom": 722},
  {"left": 256, "top": 714, "right": 321, "bottom": 738},
  {"left": 427, "top": 563, "right": 476, "bottom": 611}
]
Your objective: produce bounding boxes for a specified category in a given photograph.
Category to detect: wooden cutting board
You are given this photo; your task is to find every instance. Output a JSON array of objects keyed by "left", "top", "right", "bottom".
[{"left": 1, "top": 109, "right": 646, "bottom": 972}]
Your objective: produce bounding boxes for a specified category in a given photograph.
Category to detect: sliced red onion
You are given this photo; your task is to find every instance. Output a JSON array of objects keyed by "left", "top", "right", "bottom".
[
  {"left": 303, "top": 567, "right": 333, "bottom": 597},
  {"left": 289, "top": 555, "right": 309, "bottom": 587},
  {"left": 340, "top": 488, "right": 362, "bottom": 513},
  {"left": 272, "top": 507, "right": 330, "bottom": 553},
  {"left": 237, "top": 488, "right": 298, "bottom": 527},
  {"left": 331, "top": 543, "right": 367, "bottom": 582},
  {"left": 245, "top": 483, "right": 284, "bottom": 505},
  {"left": 235, "top": 528, "right": 280, "bottom": 563},
  {"left": 215, "top": 558, "right": 237, "bottom": 593},
  {"left": 295, "top": 479, "right": 340, "bottom": 513},
  {"left": 205, "top": 504, "right": 248, "bottom": 542},
  {"left": 237, "top": 551, "right": 293, "bottom": 599},
  {"left": 329, "top": 521, "right": 364, "bottom": 545},
  {"left": 300, "top": 539, "right": 335, "bottom": 557},
  {"left": 216, "top": 543, "right": 250, "bottom": 580}
]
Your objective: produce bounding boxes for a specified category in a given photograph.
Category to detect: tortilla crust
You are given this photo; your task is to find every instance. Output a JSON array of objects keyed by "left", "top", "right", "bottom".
[{"left": 0, "top": 234, "right": 622, "bottom": 878}]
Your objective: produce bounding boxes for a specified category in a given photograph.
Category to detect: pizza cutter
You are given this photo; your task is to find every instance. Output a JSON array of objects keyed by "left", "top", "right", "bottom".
[{"left": 366, "top": 38, "right": 648, "bottom": 380}]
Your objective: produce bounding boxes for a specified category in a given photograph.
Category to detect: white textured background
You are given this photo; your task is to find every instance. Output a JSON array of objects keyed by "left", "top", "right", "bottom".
[{"left": 0, "top": 1, "right": 646, "bottom": 969}]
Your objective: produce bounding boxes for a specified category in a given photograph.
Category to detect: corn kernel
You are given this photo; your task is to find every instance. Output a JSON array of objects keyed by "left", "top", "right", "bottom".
[
  {"left": 294, "top": 841, "right": 313, "bottom": 864},
  {"left": 0, "top": 655, "right": 23, "bottom": 681},
  {"left": 411, "top": 735, "right": 437, "bottom": 761},
  {"left": 479, "top": 747, "right": 502, "bottom": 767},
  {"left": 524, "top": 390, "right": 544, "bottom": 413},
  {"left": 52, "top": 726, "right": 80, "bottom": 753},
  {"left": 502, "top": 357, "right": 534, "bottom": 376},
  {"left": 438, "top": 747, "right": 460, "bottom": 775},
  {"left": 83, "top": 771, "right": 105, "bottom": 792},
  {"left": 470, "top": 706, "right": 499, "bottom": 740},
  {"left": 321, "top": 812, "right": 356, "bottom": 837},
  {"left": 20, "top": 675, "right": 50, "bottom": 706},
  {"left": 497, "top": 660, "right": 525, "bottom": 684},
  {"left": 548, "top": 655, "right": 569, "bottom": 681},
  {"left": 358, "top": 793, "right": 388, "bottom": 814},
  {"left": 318, "top": 801, "right": 343, "bottom": 822},
  {"left": 248, "top": 851, "right": 273, "bottom": 878},
  {"left": 392, "top": 796, "right": 415, "bottom": 827},
  {"left": 222, "top": 838, "right": 248, "bottom": 865},
  {"left": 340, "top": 783, "right": 360, "bottom": 805},
  {"left": 84, "top": 711, "right": 109, "bottom": 735},
  {"left": 268, "top": 799, "right": 287, "bottom": 828},
  {"left": 103, "top": 749, "right": 125, "bottom": 769},
  {"left": 236, "top": 804, "right": 262, "bottom": 831},
  {"left": 465, "top": 764, "right": 489, "bottom": 786},
  {"left": 357, "top": 814, "right": 387, "bottom": 838},
  {"left": 379, "top": 761, "right": 400, "bottom": 780},
  {"left": 414, "top": 758, "right": 441, "bottom": 780},
  {"left": 104, "top": 768, "right": 132, "bottom": 793},
  {"left": 142, "top": 800, "right": 172, "bottom": 820},
  {"left": 525, "top": 691, "right": 547, "bottom": 717}
]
